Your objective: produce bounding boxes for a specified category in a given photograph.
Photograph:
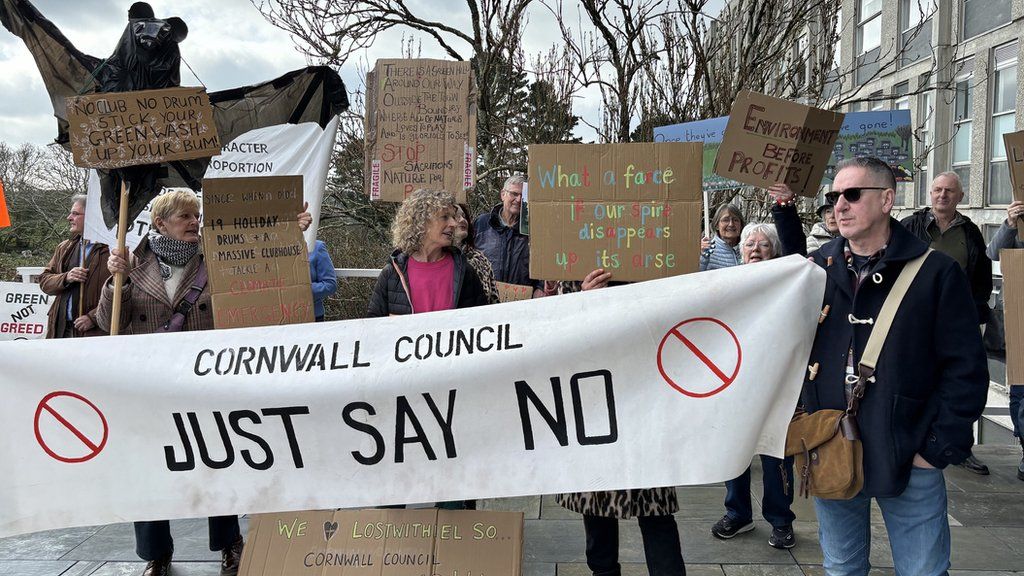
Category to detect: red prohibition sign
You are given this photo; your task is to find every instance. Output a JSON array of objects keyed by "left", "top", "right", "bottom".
[
  {"left": 657, "top": 317, "right": 742, "bottom": 398},
  {"left": 34, "top": 391, "right": 109, "bottom": 463}
]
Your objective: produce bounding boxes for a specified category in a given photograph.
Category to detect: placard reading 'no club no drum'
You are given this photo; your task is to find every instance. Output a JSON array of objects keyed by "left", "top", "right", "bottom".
[
  {"left": 528, "top": 142, "right": 702, "bottom": 282},
  {"left": 202, "top": 176, "right": 313, "bottom": 329},
  {"left": 66, "top": 86, "right": 220, "bottom": 169}
]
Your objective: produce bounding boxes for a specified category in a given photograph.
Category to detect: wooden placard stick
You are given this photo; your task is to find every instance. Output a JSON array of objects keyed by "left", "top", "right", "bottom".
[
  {"left": 78, "top": 239, "right": 86, "bottom": 318},
  {"left": 109, "top": 182, "right": 129, "bottom": 336}
]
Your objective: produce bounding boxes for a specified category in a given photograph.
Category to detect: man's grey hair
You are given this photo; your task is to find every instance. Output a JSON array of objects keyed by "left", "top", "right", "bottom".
[
  {"left": 502, "top": 173, "right": 526, "bottom": 191},
  {"left": 835, "top": 156, "right": 897, "bottom": 191},
  {"left": 739, "top": 222, "right": 781, "bottom": 259},
  {"left": 933, "top": 171, "right": 964, "bottom": 194},
  {"left": 71, "top": 194, "right": 88, "bottom": 209}
]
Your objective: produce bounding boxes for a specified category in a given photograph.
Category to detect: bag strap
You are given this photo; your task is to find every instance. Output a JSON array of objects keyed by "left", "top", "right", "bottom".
[
  {"left": 848, "top": 249, "right": 932, "bottom": 414},
  {"left": 160, "top": 261, "right": 208, "bottom": 332}
]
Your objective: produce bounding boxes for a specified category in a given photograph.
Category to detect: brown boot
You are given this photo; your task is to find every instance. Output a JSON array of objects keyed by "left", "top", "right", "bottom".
[
  {"left": 220, "top": 537, "right": 244, "bottom": 576},
  {"left": 141, "top": 556, "right": 171, "bottom": 576}
]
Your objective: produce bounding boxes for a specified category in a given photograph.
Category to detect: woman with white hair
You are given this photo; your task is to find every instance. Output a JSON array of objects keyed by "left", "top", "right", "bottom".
[{"left": 710, "top": 222, "right": 797, "bottom": 550}]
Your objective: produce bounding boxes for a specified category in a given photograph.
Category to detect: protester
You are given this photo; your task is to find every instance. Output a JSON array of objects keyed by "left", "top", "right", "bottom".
[
  {"left": 97, "top": 190, "right": 313, "bottom": 576},
  {"left": 555, "top": 268, "right": 686, "bottom": 576},
  {"left": 711, "top": 222, "right": 796, "bottom": 550},
  {"left": 806, "top": 199, "right": 838, "bottom": 252},
  {"left": 309, "top": 239, "right": 338, "bottom": 322},
  {"left": 770, "top": 157, "right": 988, "bottom": 576},
  {"left": 474, "top": 174, "right": 542, "bottom": 296},
  {"left": 900, "top": 171, "right": 992, "bottom": 475},
  {"left": 985, "top": 199, "right": 1024, "bottom": 481},
  {"left": 699, "top": 204, "right": 744, "bottom": 270},
  {"left": 38, "top": 194, "right": 111, "bottom": 338},
  {"left": 367, "top": 189, "right": 488, "bottom": 317},
  {"left": 455, "top": 203, "right": 499, "bottom": 304}
]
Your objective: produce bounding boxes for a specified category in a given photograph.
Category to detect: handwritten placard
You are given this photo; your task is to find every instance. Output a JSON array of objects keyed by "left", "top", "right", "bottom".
[
  {"left": 528, "top": 143, "right": 702, "bottom": 282},
  {"left": 66, "top": 87, "right": 220, "bottom": 169},
  {"left": 239, "top": 509, "right": 523, "bottom": 576},
  {"left": 713, "top": 90, "right": 844, "bottom": 197},
  {"left": 364, "top": 59, "right": 477, "bottom": 203},
  {"left": 201, "top": 176, "right": 313, "bottom": 329},
  {"left": 495, "top": 281, "right": 533, "bottom": 303}
]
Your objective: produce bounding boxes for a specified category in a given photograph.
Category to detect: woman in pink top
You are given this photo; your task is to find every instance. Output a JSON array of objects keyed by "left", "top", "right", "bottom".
[{"left": 367, "top": 189, "right": 488, "bottom": 316}]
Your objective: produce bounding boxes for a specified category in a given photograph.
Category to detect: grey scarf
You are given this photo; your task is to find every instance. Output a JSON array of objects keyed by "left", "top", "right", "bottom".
[{"left": 148, "top": 231, "right": 199, "bottom": 280}]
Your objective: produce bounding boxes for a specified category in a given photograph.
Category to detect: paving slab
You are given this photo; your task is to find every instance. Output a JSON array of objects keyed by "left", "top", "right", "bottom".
[
  {"left": 947, "top": 492, "right": 1024, "bottom": 528},
  {"left": 0, "top": 560, "right": 76, "bottom": 576},
  {"left": 721, "top": 565, "right": 805, "bottom": 576},
  {"left": 0, "top": 526, "right": 100, "bottom": 561},
  {"left": 557, "top": 562, "right": 725, "bottom": 576},
  {"left": 679, "top": 521, "right": 796, "bottom": 565},
  {"left": 480, "top": 496, "right": 542, "bottom": 519},
  {"left": 948, "top": 527, "right": 1024, "bottom": 572},
  {"left": 85, "top": 561, "right": 221, "bottom": 575}
]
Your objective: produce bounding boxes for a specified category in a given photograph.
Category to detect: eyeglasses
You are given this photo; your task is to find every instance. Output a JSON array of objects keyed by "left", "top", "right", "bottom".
[{"left": 824, "top": 187, "right": 888, "bottom": 205}]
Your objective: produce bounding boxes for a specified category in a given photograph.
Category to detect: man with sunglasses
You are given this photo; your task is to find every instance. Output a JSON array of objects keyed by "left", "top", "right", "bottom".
[
  {"left": 770, "top": 156, "right": 988, "bottom": 576},
  {"left": 900, "top": 171, "right": 992, "bottom": 476}
]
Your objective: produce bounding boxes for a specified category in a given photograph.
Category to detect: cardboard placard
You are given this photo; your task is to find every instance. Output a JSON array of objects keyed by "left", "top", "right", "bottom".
[
  {"left": 713, "top": 91, "right": 844, "bottom": 197},
  {"left": 1002, "top": 249, "right": 1024, "bottom": 387},
  {"left": 238, "top": 509, "right": 524, "bottom": 576},
  {"left": 66, "top": 87, "right": 220, "bottom": 169},
  {"left": 201, "top": 176, "right": 313, "bottom": 329},
  {"left": 495, "top": 281, "right": 533, "bottom": 302},
  {"left": 528, "top": 142, "right": 702, "bottom": 282},
  {"left": 364, "top": 59, "right": 477, "bottom": 203},
  {"left": 1003, "top": 131, "right": 1024, "bottom": 240}
]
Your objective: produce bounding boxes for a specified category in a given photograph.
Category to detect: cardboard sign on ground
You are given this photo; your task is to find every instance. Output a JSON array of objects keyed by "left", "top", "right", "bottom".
[
  {"left": 1003, "top": 131, "right": 1024, "bottom": 240},
  {"left": 528, "top": 142, "right": 702, "bottom": 282},
  {"left": 495, "top": 281, "right": 533, "bottom": 302},
  {"left": 713, "top": 91, "right": 844, "bottom": 197},
  {"left": 364, "top": 59, "right": 477, "bottom": 203},
  {"left": 1001, "top": 249, "right": 1024, "bottom": 387},
  {"left": 66, "top": 87, "right": 220, "bottom": 169},
  {"left": 201, "top": 176, "right": 313, "bottom": 329},
  {"left": 238, "top": 509, "right": 524, "bottom": 576}
]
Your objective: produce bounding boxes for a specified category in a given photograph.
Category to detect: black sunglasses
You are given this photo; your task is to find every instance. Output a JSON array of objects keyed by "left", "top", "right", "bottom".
[{"left": 825, "top": 186, "right": 889, "bottom": 205}]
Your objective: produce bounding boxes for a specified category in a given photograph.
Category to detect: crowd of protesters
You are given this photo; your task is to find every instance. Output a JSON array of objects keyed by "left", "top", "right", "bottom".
[{"left": 36, "top": 157, "right": 1022, "bottom": 576}]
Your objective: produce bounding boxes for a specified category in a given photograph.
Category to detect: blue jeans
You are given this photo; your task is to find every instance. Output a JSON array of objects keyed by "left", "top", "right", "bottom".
[
  {"left": 813, "top": 467, "right": 950, "bottom": 576},
  {"left": 724, "top": 455, "right": 795, "bottom": 528},
  {"left": 1010, "top": 386, "right": 1024, "bottom": 438}
]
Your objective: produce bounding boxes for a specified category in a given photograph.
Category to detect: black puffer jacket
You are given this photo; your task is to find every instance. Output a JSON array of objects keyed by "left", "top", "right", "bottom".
[
  {"left": 366, "top": 249, "right": 488, "bottom": 317},
  {"left": 900, "top": 208, "right": 992, "bottom": 324},
  {"left": 773, "top": 204, "right": 988, "bottom": 497}
]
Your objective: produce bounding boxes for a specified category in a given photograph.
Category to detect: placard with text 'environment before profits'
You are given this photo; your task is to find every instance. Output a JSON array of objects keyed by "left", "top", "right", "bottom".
[
  {"left": 364, "top": 59, "right": 477, "bottom": 203},
  {"left": 66, "top": 87, "right": 220, "bottom": 169},
  {"left": 528, "top": 142, "right": 702, "bottom": 282},
  {"left": 202, "top": 176, "right": 313, "bottom": 329},
  {"left": 714, "top": 90, "right": 844, "bottom": 197}
]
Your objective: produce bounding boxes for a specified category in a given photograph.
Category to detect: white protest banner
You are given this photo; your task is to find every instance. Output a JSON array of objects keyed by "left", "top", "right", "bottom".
[
  {"left": 0, "top": 281, "right": 51, "bottom": 341},
  {"left": 0, "top": 256, "right": 825, "bottom": 538},
  {"left": 84, "top": 117, "right": 339, "bottom": 252}
]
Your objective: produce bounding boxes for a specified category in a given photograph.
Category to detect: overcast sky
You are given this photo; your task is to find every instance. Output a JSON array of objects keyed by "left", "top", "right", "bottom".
[{"left": 0, "top": 0, "right": 721, "bottom": 147}]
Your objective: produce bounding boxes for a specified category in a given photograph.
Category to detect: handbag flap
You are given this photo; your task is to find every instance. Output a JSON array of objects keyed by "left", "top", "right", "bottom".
[{"left": 785, "top": 409, "right": 845, "bottom": 456}]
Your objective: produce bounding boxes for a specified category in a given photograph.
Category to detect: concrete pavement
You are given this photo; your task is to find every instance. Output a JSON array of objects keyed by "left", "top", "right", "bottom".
[{"left": 2, "top": 445, "right": 1022, "bottom": 576}]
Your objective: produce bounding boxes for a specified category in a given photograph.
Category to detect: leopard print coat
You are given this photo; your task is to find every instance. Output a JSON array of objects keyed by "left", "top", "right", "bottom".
[{"left": 553, "top": 280, "right": 680, "bottom": 518}]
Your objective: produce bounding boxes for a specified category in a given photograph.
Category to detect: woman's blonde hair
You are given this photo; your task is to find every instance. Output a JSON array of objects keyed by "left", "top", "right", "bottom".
[
  {"left": 151, "top": 189, "right": 201, "bottom": 223},
  {"left": 391, "top": 188, "right": 457, "bottom": 254}
]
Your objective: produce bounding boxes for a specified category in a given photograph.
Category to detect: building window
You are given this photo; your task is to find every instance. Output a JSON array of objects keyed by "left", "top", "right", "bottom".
[
  {"left": 899, "top": 0, "right": 934, "bottom": 67},
  {"left": 916, "top": 89, "right": 934, "bottom": 207},
  {"left": 963, "top": 0, "right": 1011, "bottom": 40},
  {"left": 951, "top": 58, "right": 974, "bottom": 195},
  {"left": 869, "top": 90, "right": 885, "bottom": 112},
  {"left": 855, "top": 0, "right": 882, "bottom": 85},
  {"left": 988, "top": 42, "right": 1017, "bottom": 206}
]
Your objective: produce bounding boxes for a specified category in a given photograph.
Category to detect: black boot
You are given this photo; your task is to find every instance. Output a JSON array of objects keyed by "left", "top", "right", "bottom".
[{"left": 1018, "top": 438, "right": 1024, "bottom": 481}]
